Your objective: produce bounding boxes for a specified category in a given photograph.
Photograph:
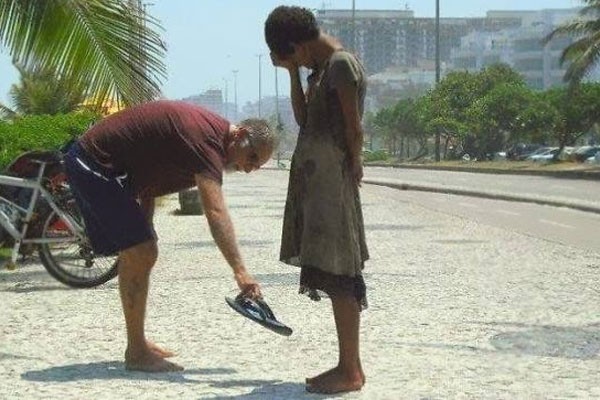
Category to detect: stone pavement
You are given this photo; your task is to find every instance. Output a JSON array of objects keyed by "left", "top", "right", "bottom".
[{"left": 1, "top": 169, "right": 599, "bottom": 399}]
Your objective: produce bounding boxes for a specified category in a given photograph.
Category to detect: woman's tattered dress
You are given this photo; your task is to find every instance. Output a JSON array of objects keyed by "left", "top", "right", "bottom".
[{"left": 280, "top": 51, "right": 369, "bottom": 309}]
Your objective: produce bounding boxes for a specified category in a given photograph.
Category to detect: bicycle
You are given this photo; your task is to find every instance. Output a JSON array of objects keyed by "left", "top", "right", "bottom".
[{"left": 0, "top": 150, "right": 118, "bottom": 288}]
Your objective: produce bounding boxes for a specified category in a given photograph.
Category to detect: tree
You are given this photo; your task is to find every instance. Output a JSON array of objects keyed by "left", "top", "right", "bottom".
[
  {"left": 0, "top": 0, "right": 166, "bottom": 108},
  {"left": 426, "top": 64, "right": 527, "bottom": 159},
  {"left": 545, "top": 83, "right": 600, "bottom": 152},
  {"left": 372, "top": 107, "right": 397, "bottom": 155},
  {"left": 392, "top": 99, "right": 420, "bottom": 159},
  {"left": 465, "top": 83, "right": 556, "bottom": 159},
  {"left": 544, "top": 0, "right": 600, "bottom": 86},
  {"left": 2, "top": 64, "right": 87, "bottom": 116}
]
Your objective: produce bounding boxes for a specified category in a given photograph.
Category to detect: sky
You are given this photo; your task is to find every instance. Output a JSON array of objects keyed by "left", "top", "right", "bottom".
[{"left": 0, "top": 0, "right": 584, "bottom": 109}]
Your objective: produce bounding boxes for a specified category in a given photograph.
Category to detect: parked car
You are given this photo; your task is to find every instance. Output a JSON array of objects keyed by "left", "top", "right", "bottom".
[
  {"left": 572, "top": 146, "right": 600, "bottom": 163},
  {"left": 585, "top": 150, "right": 600, "bottom": 164},
  {"left": 506, "top": 143, "right": 544, "bottom": 160},
  {"left": 523, "top": 146, "right": 554, "bottom": 161},
  {"left": 527, "top": 147, "right": 560, "bottom": 162}
]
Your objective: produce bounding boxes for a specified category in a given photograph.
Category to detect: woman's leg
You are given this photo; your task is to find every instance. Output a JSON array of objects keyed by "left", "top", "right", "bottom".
[{"left": 306, "top": 294, "right": 364, "bottom": 394}]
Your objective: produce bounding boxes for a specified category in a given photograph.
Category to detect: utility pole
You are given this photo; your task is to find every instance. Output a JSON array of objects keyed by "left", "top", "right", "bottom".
[
  {"left": 351, "top": 0, "right": 356, "bottom": 53},
  {"left": 275, "top": 66, "right": 282, "bottom": 167},
  {"left": 232, "top": 69, "right": 238, "bottom": 121},
  {"left": 222, "top": 78, "right": 228, "bottom": 119},
  {"left": 257, "top": 54, "right": 263, "bottom": 118},
  {"left": 434, "top": 0, "right": 441, "bottom": 162}
]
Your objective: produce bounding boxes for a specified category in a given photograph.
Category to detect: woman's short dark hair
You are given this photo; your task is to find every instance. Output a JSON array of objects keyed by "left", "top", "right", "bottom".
[{"left": 264, "top": 6, "right": 320, "bottom": 57}]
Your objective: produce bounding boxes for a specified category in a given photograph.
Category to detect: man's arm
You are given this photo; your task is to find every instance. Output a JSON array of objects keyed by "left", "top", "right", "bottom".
[{"left": 195, "top": 174, "right": 260, "bottom": 297}]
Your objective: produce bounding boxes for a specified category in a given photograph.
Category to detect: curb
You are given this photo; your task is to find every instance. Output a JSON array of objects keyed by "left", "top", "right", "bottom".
[
  {"left": 365, "top": 163, "right": 600, "bottom": 181},
  {"left": 262, "top": 166, "right": 600, "bottom": 215},
  {"left": 362, "top": 178, "right": 600, "bottom": 215}
]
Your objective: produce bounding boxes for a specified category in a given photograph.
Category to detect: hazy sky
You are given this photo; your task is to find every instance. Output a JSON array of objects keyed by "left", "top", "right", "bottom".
[{"left": 0, "top": 0, "right": 583, "bottom": 110}]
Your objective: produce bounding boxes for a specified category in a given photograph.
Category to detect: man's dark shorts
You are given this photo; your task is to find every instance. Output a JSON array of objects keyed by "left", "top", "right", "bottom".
[{"left": 64, "top": 142, "right": 154, "bottom": 256}]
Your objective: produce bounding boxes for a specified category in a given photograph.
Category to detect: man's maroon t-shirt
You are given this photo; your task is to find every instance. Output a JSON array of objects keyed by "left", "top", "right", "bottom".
[{"left": 79, "top": 100, "right": 230, "bottom": 198}]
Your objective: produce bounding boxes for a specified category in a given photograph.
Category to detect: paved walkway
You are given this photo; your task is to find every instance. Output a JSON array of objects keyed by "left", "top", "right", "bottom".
[{"left": 1, "top": 169, "right": 599, "bottom": 399}]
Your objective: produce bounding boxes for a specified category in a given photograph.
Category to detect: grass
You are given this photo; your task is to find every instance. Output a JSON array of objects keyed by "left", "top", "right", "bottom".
[{"left": 0, "top": 246, "right": 11, "bottom": 262}]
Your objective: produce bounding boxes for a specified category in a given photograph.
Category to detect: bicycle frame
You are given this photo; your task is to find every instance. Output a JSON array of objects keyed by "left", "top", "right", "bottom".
[{"left": 0, "top": 161, "right": 85, "bottom": 267}]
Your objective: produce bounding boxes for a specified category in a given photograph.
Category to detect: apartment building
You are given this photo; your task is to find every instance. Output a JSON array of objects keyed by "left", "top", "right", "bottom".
[
  {"left": 450, "top": 9, "right": 579, "bottom": 89},
  {"left": 315, "top": 9, "right": 520, "bottom": 74}
]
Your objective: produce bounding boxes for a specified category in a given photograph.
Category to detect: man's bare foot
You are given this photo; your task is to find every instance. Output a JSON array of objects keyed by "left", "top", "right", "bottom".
[
  {"left": 125, "top": 349, "right": 184, "bottom": 372},
  {"left": 146, "top": 340, "right": 175, "bottom": 358},
  {"left": 305, "top": 366, "right": 363, "bottom": 394}
]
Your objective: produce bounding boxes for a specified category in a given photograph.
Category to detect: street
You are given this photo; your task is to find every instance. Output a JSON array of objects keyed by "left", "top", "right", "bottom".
[
  {"left": 365, "top": 166, "right": 600, "bottom": 209},
  {"left": 0, "top": 169, "right": 599, "bottom": 399},
  {"left": 395, "top": 189, "right": 600, "bottom": 252}
]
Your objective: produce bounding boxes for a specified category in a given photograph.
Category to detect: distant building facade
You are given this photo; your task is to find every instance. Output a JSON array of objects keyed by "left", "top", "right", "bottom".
[
  {"left": 450, "top": 9, "right": 579, "bottom": 89},
  {"left": 316, "top": 7, "right": 584, "bottom": 98},
  {"left": 181, "top": 89, "right": 233, "bottom": 119},
  {"left": 315, "top": 9, "right": 521, "bottom": 75}
]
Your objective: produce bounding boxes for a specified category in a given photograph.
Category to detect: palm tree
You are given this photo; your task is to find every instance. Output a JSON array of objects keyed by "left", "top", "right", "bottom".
[
  {"left": 0, "top": 0, "right": 166, "bottom": 108},
  {"left": 545, "top": 0, "right": 600, "bottom": 86},
  {"left": 2, "top": 63, "right": 87, "bottom": 116}
]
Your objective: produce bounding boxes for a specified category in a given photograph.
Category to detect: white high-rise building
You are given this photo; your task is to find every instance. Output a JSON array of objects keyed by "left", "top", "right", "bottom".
[{"left": 450, "top": 8, "right": 581, "bottom": 89}]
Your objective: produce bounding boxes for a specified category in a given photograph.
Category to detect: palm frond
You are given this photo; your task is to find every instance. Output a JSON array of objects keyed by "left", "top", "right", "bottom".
[
  {"left": 0, "top": 102, "right": 17, "bottom": 120},
  {"left": 543, "top": 1, "right": 600, "bottom": 86},
  {"left": 0, "top": 0, "right": 167, "bottom": 107},
  {"left": 563, "top": 32, "right": 600, "bottom": 84}
]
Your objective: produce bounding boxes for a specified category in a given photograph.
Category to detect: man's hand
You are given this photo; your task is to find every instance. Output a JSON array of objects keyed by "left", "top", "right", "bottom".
[{"left": 234, "top": 270, "right": 262, "bottom": 299}]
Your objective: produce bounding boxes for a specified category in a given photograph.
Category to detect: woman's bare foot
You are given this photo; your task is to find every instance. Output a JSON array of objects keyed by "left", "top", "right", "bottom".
[
  {"left": 146, "top": 340, "right": 175, "bottom": 358},
  {"left": 306, "top": 366, "right": 365, "bottom": 385},
  {"left": 305, "top": 366, "right": 363, "bottom": 394},
  {"left": 125, "top": 347, "right": 183, "bottom": 372}
]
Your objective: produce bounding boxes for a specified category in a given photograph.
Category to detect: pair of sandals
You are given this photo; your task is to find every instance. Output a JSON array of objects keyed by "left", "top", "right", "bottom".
[{"left": 225, "top": 293, "right": 293, "bottom": 337}]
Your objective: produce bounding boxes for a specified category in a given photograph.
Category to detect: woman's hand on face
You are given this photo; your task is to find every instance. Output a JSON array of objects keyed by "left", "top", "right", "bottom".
[{"left": 270, "top": 52, "right": 297, "bottom": 70}]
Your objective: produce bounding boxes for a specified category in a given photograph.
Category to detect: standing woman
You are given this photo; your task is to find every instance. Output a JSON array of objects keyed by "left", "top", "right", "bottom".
[{"left": 265, "top": 6, "right": 369, "bottom": 394}]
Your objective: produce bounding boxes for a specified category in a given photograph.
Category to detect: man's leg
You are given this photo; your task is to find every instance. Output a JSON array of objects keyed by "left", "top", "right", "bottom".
[
  {"left": 306, "top": 294, "right": 364, "bottom": 394},
  {"left": 118, "top": 239, "right": 183, "bottom": 372}
]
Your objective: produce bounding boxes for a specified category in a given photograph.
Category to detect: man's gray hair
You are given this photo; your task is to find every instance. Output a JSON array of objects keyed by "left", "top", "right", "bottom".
[{"left": 239, "top": 118, "right": 278, "bottom": 151}]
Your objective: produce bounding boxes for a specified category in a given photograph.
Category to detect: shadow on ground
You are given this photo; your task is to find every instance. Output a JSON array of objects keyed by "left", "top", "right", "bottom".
[
  {"left": 209, "top": 382, "right": 313, "bottom": 399},
  {"left": 394, "top": 321, "right": 600, "bottom": 360},
  {"left": 21, "top": 361, "right": 307, "bottom": 397},
  {"left": 22, "top": 361, "right": 239, "bottom": 384},
  {"left": 486, "top": 321, "right": 600, "bottom": 360}
]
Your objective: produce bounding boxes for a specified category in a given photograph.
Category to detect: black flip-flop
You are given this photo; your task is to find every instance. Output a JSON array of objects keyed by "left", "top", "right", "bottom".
[{"left": 225, "top": 294, "right": 293, "bottom": 336}]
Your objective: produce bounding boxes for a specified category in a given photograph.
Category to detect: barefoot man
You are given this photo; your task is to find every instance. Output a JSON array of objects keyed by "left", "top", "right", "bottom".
[{"left": 64, "top": 100, "right": 276, "bottom": 372}]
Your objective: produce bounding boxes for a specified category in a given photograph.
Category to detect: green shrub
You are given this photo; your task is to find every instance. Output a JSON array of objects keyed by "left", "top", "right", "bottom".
[
  {"left": 363, "top": 149, "right": 389, "bottom": 162},
  {"left": 0, "top": 111, "right": 99, "bottom": 169}
]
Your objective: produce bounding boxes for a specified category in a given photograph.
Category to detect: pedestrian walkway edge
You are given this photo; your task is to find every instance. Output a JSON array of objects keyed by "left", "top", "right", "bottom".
[{"left": 362, "top": 178, "right": 600, "bottom": 215}]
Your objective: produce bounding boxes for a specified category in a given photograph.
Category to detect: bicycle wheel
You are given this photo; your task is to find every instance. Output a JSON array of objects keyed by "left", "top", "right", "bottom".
[{"left": 38, "top": 196, "right": 118, "bottom": 288}]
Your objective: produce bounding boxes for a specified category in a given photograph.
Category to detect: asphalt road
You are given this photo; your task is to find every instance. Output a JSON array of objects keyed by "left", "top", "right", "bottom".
[
  {"left": 364, "top": 166, "right": 600, "bottom": 208},
  {"left": 393, "top": 189, "right": 600, "bottom": 253}
]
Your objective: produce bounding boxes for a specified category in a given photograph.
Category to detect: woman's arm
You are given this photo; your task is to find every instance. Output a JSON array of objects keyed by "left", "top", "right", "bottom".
[
  {"left": 270, "top": 52, "right": 307, "bottom": 127},
  {"left": 337, "top": 83, "right": 364, "bottom": 185},
  {"left": 288, "top": 67, "right": 307, "bottom": 127}
]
